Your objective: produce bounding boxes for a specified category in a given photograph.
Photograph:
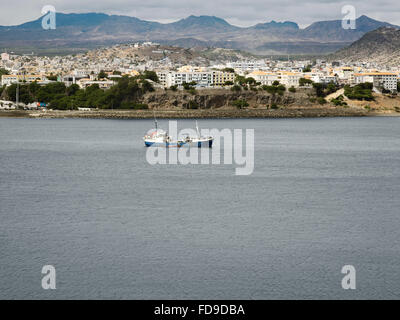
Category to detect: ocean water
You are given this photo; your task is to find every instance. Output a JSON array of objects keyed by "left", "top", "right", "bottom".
[{"left": 0, "top": 117, "right": 399, "bottom": 300}]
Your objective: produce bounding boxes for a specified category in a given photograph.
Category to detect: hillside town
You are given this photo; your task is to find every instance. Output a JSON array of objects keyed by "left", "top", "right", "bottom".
[{"left": 1, "top": 42, "right": 400, "bottom": 110}]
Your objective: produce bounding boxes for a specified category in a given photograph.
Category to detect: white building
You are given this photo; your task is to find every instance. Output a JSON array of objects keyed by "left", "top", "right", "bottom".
[
  {"left": 247, "top": 71, "right": 279, "bottom": 85},
  {"left": 354, "top": 72, "right": 398, "bottom": 92},
  {"left": 156, "top": 71, "right": 213, "bottom": 88},
  {"left": 1, "top": 74, "right": 46, "bottom": 86},
  {"left": 227, "top": 60, "right": 269, "bottom": 73},
  {"left": 279, "top": 72, "right": 302, "bottom": 87}
]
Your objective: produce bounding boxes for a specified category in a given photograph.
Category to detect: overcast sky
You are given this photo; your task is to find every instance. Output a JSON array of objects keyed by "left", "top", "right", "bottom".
[{"left": 1, "top": 0, "right": 399, "bottom": 27}]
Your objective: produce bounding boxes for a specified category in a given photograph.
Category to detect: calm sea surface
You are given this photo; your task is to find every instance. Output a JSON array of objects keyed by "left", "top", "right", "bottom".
[{"left": 0, "top": 117, "right": 399, "bottom": 299}]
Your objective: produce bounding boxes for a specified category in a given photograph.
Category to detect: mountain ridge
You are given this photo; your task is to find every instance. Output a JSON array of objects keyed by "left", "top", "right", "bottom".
[
  {"left": 0, "top": 13, "right": 398, "bottom": 55},
  {"left": 332, "top": 27, "right": 400, "bottom": 66}
]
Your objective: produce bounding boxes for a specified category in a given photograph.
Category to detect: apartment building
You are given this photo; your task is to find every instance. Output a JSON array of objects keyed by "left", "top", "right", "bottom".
[
  {"left": 354, "top": 72, "right": 398, "bottom": 92},
  {"left": 1, "top": 74, "right": 46, "bottom": 86},
  {"left": 247, "top": 71, "right": 279, "bottom": 86},
  {"left": 156, "top": 71, "right": 213, "bottom": 88},
  {"left": 227, "top": 60, "right": 269, "bottom": 73},
  {"left": 212, "top": 71, "right": 235, "bottom": 87},
  {"left": 279, "top": 72, "right": 303, "bottom": 87}
]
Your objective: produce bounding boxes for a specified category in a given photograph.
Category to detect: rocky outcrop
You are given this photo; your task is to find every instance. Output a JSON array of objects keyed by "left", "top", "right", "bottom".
[{"left": 142, "top": 88, "right": 310, "bottom": 110}]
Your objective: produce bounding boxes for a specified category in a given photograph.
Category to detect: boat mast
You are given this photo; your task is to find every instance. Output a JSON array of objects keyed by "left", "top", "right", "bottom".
[
  {"left": 153, "top": 109, "right": 158, "bottom": 131},
  {"left": 195, "top": 120, "right": 200, "bottom": 138}
]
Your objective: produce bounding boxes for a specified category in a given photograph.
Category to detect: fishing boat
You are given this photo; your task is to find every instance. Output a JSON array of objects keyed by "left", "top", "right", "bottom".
[
  {"left": 143, "top": 115, "right": 212, "bottom": 148},
  {"left": 180, "top": 121, "right": 213, "bottom": 148},
  {"left": 143, "top": 118, "right": 184, "bottom": 148}
]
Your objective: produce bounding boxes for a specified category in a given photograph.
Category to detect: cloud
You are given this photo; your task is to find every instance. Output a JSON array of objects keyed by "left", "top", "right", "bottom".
[{"left": 1, "top": 0, "right": 399, "bottom": 27}]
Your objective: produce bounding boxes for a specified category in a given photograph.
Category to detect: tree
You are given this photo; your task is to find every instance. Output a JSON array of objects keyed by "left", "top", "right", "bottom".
[
  {"left": 245, "top": 77, "right": 257, "bottom": 85},
  {"left": 231, "top": 85, "right": 242, "bottom": 92},
  {"left": 299, "top": 78, "right": 313, "bottom": 87},
  {"left": 98, "top": 70, "right": 107, "bottom": 79},
  {"left": 222, "top": 68, "right": 235, "bottom": 73},
  {"left": 232, "top": 99, "right": 249, "bottom": 109},
  {"left": 344, "top": 83, "right": 374, "bottom": 101},
  {"left": 289, "top": 86, "right": 296, "bottom": 93},
  {"left": 303, "top": 65, "right": 312, "bottom": 72},
  {"left": 0, "top": 68, "right": 9, "bottom": 76},
  {"left": 235, "top": 75, "right": 246, "bottom": 86},
  {"left": 312, "top": 83, "right": 326, "bottom": 97},
  {"left": 262, "top": 84, "right": 286, "bottom": 96},
  {"left": 6, "top": 83, "right": 34, "bottom": 104},
  {"left": 66, "top": 84, "right": 80, "bottom": 96},
  {"left": 142, "top": 70, "right": 159, "bottom": 83},
  {"left": 182, "top": 81, "right": 197, "bottom": 91},
  {"left": 3, "top": 75, "right": 157, "bottom": 110},
  {"left": 141, "top": 80, "right": 154, "bottom": 93},
  {"left": 47, "top": 74, "right": 58, "bottom": 81},
  {"left": 397, "top": 82, "right": 400, "bottom": 92},
  {"left": 272, "top": 80, "right": 280, "bottom": 86}
]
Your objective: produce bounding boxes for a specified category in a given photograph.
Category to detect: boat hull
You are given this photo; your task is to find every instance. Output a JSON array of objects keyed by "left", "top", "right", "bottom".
[{"left": 144, "top": 140, "right": 185, "bottom": 148}]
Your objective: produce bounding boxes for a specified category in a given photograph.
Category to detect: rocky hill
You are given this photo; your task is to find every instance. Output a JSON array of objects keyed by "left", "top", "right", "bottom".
[{"left": 332, "top": 27, "right": 400, "bottom": 66}]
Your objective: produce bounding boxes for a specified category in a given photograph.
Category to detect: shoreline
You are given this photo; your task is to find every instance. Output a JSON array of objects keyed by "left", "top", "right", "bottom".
[{"left": 1, "top": 107, "right": 396, "bottom": 119}]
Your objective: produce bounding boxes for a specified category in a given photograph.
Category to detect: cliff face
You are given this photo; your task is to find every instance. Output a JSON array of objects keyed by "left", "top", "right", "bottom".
[{"left": 141, "top": 88, "right": 313, "bottom": 110}]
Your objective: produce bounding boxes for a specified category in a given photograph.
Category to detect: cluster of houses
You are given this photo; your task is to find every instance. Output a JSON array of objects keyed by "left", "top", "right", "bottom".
[{"left": 1, "top": 48, "right": 399, "bottom": 94}]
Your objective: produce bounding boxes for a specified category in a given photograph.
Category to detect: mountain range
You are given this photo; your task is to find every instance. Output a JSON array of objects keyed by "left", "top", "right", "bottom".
[
  {"left": 0, "top": 13, "right": 398, "bottom": 55},
  {"left": 332, "top": 27, "right": 400, "bottom": 66}
]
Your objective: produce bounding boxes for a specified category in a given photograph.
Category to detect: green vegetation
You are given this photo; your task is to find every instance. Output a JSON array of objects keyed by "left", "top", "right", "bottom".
[
  {"left": 312, "top": 82, "right": 339, "bottom": 98},
  {"left": 299, "top": 78, "right": 313, "bottom": 87},
  {"left": 222, "top": 68, "right": 235, "bottom": 73},
  {"left": 235, "top": 75, "right": 246, "bottom": 85},
  {"left": 317, "top": 97, "right": 327, "bottom": 105},
  {"left": 187, "top": 100, "right": 199, "bottom": 109},
  {"left": 231, "top": 84, "right": 242, "bottom": 92},
  {"left": 0, "top": 84, "right": 6, "bottom": 97},
  {"left": 0, "top": 68, "right": 9, "bottom": 76},
  {"left": 169, "top": 85, "right": 178, "bottom": 91},
  {"left": 4, "top": 75, "right": 155, "bottom": 110},
  {"left": 344, "top": 83, "right": 374, "bottom": 101},
  {"left": 288, "top": 86, "right": 296, "bottom": 93},
  {"left": 303, "top": 65, "right": 312, "bottom": 73},
  {"left": 141, "top": 70, "right": 159, "bottom": 83},
  {"left": 232, "top": 99, "right": 249, "bottom": 109},
  {"left": 234, "top": 75, "right": 258, "bottom": 88},
  {"left": 330, "top": 95, "right": 348, "bottom": 107},
  {"left": 47, "top": 74, "right": 58, "bottom": 81},
  {"left": 397, "top": 82, "right": 400, "bottom": 92},
  {"left": 98, "top": 70, "right": 107, "bottom": 79},
  {"left": 261, "top": 83, "right": 286, "bottom": 96}
]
